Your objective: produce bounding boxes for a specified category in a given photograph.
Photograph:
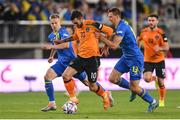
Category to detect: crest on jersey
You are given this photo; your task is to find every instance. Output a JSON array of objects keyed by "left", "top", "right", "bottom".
[
  {"left": 86, "top": 27, "right": 90, "bottom": 32},
  {"left": 155, "top": 35, "right": 160, "bottom": 40}
]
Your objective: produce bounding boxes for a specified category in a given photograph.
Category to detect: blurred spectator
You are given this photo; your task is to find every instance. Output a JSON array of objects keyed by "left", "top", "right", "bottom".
[
  {"left": 0, "top": 3, "right": 4, "bottom": 20},
  {"left": 27, "top": 1, "right": 42, "bottom": 20},
  {"left": 3, "top": 2, "right": 22, "bottom": 21},
  {"left": 96, "top": 0, "right": 108, "bottom": 12}
]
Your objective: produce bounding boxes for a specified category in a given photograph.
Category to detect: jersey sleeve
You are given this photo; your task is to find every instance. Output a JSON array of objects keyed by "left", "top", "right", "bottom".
[
  {"left": 89, "top": 20, "right": 113, "bottom": 37},
  {"left": 116, "top": 25, "right": 126, "bottom": 38},
  {"left": 48, "top": 33, "right": 55, "bottom": 45},
  {"left": 72, "top": 30, "right": 78, "bottom": 40},
  {"left": 138, "top": 32, "right": 143, "bottom": 42},
  {"left": 159, "top": 29, "right": 168, "bottom": 46},
  {"left": 101, "top": 25, "right": 113, "bottom": 38},
  {"left": 60, "top": 28, "right": 70, "bottom": 39}
]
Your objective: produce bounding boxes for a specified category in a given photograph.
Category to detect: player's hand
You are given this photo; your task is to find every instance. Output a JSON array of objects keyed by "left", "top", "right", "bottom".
[
  {"left": 101, "top": 45, "right": 109, "bottom": 57},
  {"left": 54, "top": 39, "right": 60, "bottom": 45},
  {"left": 154, "top": 45, "right": 161, "bottom": 52},
  {"left": 42, "top": 44, "right": 53, "bottom": 50},
  {"left": 94, "top": 32, "right": 101, "bottom": 39},
  {"left": 48, "top": 57, "right": 53, "bottom": 63}
]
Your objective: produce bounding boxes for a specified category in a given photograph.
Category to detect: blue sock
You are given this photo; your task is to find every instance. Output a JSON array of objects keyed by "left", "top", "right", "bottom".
[
  {"left": 45, "top": 80, "right": 55, "bottom": 102},
  {"left": 138, "top": 88, "right": 153, "bottom": 104},
  {"left": 116, "top": 77, "right": 130, "bottom": 89}
]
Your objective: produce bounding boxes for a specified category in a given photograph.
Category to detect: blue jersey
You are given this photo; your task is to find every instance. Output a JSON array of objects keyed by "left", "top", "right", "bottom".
[
  {"left": 116, "top": 20, "right": 142, "bottom": 58},
  {"left": 48, "top": 27, "right": 76, "bottom": 61}
]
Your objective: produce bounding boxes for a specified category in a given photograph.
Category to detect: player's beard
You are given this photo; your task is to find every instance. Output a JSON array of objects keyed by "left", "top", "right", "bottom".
[
  {"left": 76, "top": 22, "right": 83, "bottom": 28},
  {"left": 149, "top": 24, "right": 156, "bottom": 30}
]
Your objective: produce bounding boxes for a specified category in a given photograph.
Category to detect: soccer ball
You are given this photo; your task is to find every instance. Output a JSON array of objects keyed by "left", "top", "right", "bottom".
[{"left": 62, "top": 101, "right": 77, "bottom": 114}]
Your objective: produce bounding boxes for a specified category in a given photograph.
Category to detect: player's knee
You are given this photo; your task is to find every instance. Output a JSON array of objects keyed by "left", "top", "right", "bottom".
[
  {"left": 82, "top": 80, "right": 89, "bottom": 86},
  {"left": 130, "top": 85, "right": 139, "bottom": 94},
  {"left": 89, "top": 83, "right": 96, "bottom": 92},
  {"left": 44, "top": 74, "right": 50, "bottom": 81},
  {"left": 143, "top": 76, "right": 151, "bottom": 83},
  {"left": 109, "top": 76, "right": 117, "bottom": 84},
  {"left": 62, "top": 73, "right": 71, "bottom": 81}
]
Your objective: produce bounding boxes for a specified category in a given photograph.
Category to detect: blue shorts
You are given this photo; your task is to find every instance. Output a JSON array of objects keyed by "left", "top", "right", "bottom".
[
  {"left": 51, "top": 60, "right": 86, "bottom": 81},
  {"left": 114, "top": 56, "right": 144, "bottom": 80}
]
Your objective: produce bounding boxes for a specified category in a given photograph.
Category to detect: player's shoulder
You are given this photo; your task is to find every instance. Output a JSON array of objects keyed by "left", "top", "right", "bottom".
[
  {"left": 84, "top": 20, "right": 94, "bottom": 25},
  {"left": 156, "top": 27, "right": 165, "bottom": 35},
  {"left": 117, "top": 20, "right": 128, "bottom": 30},
  {"left": 59, "top": 27, "right": 70, "bottom": 37},
  {"left": 140, "top": 27, "right": 149, "bottom": 33},
  {"left": 59, "top": 27, "right": 68, "bottom": 33},
  {"left": 48, "top": 32, "right": 54, "bottom": 39}
]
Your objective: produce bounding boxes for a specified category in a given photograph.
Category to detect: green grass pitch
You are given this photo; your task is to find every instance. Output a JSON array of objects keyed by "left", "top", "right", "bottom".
[{"left": 0, "top": 90, "right": 180, "bottom": 119}]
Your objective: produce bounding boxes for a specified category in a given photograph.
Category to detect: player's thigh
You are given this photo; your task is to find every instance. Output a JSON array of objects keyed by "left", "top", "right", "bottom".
[
  {"left": 85, "top": 57, "right": 99, "bottom": 83},
  {"left": 69, "top": 57, "right": 84, "bottom": 73},
  {"left": 143, "top": 71, "right": 153, "bottom": 81},
  {"left": 109, "top": 68, "right": 123, "bottom": 83},
  {"left": 155, "top": 60, "right": 166, "bottom": 79},
  {"left": 44, "top": 68, "right": 58, "bottom": 80},
  {"left": 73, "top": 71, "right": 86, "bottom": 81},
  {"left": 129, "top": 59, "right": 143, "bottom": 81},
  {"left": 143, "top": 62, "right": 154, "bottom": 81},
  {"left": 51, "top": 62, "right": 67, "bottom": 77},
  {"left": 114, "top": 57, "right": 129, "bottom": 74},
  {"left": 62, "top": 66, "right": 78, "bottom": 80}
]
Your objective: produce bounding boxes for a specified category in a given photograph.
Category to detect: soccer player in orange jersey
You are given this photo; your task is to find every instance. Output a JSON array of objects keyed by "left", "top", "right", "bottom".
[
  {"left": 41, "top": 14, "right": 89, "bottom": 112},
  {"left": 138, "top": 14, "right": 169, "bottom": 107},
  {"left": 54, "top": 10, "right": 114, "bottom": 110}
]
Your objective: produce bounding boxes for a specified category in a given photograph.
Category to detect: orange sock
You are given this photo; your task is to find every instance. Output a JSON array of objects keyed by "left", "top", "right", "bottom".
[
  {"left": 96, "top": 85, "right": 105, "bottom": 97},
  {"left": 64, "top": 79, "right": 76, "bottom": 98},
  {"left": 159, "top": 86, "right": 166, "bottom": 101}
]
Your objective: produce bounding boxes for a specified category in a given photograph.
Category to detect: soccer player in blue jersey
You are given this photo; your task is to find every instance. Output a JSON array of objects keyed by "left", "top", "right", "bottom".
[
  {"left": 41, "top": 14, "right": 88, "bottom": 112},
  {"left": 97, "top": 8, "right": 158, "bottom": 112}
]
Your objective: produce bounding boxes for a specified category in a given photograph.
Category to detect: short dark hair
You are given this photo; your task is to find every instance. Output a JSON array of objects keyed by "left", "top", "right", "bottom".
[
  {"left": 71, "top": 10, "right": 83, "bottom": 20},
  {"left": 108, "top": 8, "right": 121, "bottom": 17},
  {"left": 148, "top": 14, "right": 159, "bottom": 19},
  {"left": 49, "top": 13, "right": 60, "bottom": 20}
]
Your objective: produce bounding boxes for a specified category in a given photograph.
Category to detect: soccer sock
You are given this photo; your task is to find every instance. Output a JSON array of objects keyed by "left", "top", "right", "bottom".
[
  {"left": 45, "top": 80, "right": 55, "bottom": 102},
  {"left": 159, "top": 85, "right": 166, "bottom": 101},
  {"left": 95, "top": 82, "right": 105, "bottom": 97},
  {"left": 138, "top": 88, "right": 154, "bottom": 104},
  {"left": 116, "top": 77, "right": 130, "bottom": 89},
  {"left": 64, "top": 79, "right": 76, "bottom": 98}
]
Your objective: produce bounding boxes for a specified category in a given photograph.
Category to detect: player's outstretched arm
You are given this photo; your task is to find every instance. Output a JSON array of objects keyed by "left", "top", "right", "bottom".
[
  {"left": 48, "top": 48, "right": 56, "bottom": 63},
  {"left": 98, "top": 33, "right": 122, "bottom": 50},
  {"left": 54, "top": 36, "right": 74, "bottom": 44}
]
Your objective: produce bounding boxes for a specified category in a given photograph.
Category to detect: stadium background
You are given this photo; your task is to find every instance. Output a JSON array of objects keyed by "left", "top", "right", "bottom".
[{"left": 0, "top": 0, "right": 180, "bottom": 119}]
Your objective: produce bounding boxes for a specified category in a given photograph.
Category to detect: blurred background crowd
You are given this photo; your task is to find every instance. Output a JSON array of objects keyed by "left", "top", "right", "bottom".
[
  {"left": 0, "top": 0, "right": 179, "bottom": 58},
  {"left": 0, "top": 0, "right": 180, "bottom": 23}
]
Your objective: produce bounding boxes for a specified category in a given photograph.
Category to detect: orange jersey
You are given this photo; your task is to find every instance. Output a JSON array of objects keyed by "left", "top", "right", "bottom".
[
  {"left": 72, "top": 20, "right": 113, "bottom": 58},
  {"left": 138, "top": 27, "right": 168, "bottom": 63}
]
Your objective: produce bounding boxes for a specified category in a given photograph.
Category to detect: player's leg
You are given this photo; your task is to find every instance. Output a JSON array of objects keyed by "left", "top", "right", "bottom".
[
  {"left": 41, "top": 67, "right": 58, "bottom": 112},
  {"left": 64, "top": 72, "right": 89, "bottom": 97},
  {"left": 112, "top": 57, "right": 130, "bottom": 89},
  {"left": 129, "top": 59, "right": 158, "bottom": 112},
  {"left": 74, "top": 72, "right": 89, "bottom": 86},
  {"left": 85, "top": 57, "right": 111, "bottom": 110},
  {"left": 62, "top": 57, "right": 84, "bottom": 104},
  {"left": 156, "top": 61, "right": 166, "bottom": 107},
  {"left": 130, "top": 80, "right": 158, "bottom": 112},
  {"left": 62, "top": 66, "right": 79, "bottom": 103},
  {"left": 143, "top": 62, "right": 157, "bottom": 83},
  {"left": 111, "top": 57, "right": 136, "bottom": 102}
]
